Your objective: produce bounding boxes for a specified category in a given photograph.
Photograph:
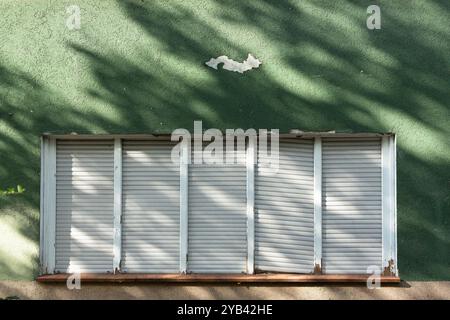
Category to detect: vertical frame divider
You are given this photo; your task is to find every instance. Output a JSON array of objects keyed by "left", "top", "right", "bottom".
[
  {"left": 39, "top": 137, "right": 45, "bottom": 272},
  {"left": 179, "top": 143, "right": 189, "bottom": 273},
  {"left": 246, "top": 136, "right": 256, "bottom": 274},
  {"left": 41, "top": 136, "right": 56, "bottom": 274},
  {"left": 392, "top": 135, "right": 398, "bottom": 276},
  {"left": 113, "top": 138, "right": 122, "bottom": 273},
  {"left": 382, "top": 135, "right": 398, "bottom": 276},
  {"left": 313, "top": 137, "right": 322, "bottom": 273}
]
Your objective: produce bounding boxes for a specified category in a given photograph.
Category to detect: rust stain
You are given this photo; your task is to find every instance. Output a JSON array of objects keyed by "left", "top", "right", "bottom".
[
  {"left": 383, "top": 259, "right": 396, "bottom": 276},
  {"left": 314, "top": 263, "right": 322, "bottom": 274}
]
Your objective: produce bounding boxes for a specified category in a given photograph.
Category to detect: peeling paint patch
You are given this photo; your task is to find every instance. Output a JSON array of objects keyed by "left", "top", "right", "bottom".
[{"left": 205, "top": 54, "right": 262, "bottom": 74}]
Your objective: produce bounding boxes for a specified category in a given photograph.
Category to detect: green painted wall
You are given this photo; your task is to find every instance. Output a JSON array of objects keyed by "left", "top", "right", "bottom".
[{"left": 0, "top": 0, "right": 448, "bottom": 280}]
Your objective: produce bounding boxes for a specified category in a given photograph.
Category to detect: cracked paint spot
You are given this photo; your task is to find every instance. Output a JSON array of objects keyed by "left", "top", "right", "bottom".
[{"left": 205, "top": 54, "right": 262, "bottom": 74}]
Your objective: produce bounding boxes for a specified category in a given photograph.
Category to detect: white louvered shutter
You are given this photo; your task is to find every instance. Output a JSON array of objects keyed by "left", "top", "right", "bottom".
[
  {"left": 121, "top": 140, "right": 180, "bottom": 273},
  {"left": 322, "top": 138, "right": 383, "bottom": 274},
  {"left": 255, "top": 139, "right": 315, "bottom": 273},
  {"left": 55, "top": 140, "right": 114, "bottom": 273},
  {"left": 187, "top": 141, "right": 247, "bottom": 273}
]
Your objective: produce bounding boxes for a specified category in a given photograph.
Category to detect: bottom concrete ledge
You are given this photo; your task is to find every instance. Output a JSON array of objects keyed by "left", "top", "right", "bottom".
[
  {"left": 2, "top": 280, "right": 450, "bottom": 300},
  {"left": 37, "top": 273, "right": 400, "bottom": 283}
]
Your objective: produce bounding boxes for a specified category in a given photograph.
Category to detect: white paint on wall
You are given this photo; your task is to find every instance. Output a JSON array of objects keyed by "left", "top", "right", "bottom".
[{"left": 205, "top": 54, "right": 262, "bottom": 74}]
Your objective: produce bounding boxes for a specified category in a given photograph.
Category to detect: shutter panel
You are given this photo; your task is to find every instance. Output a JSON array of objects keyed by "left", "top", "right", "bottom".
[
  {"left": 322, "top": 138, "right": 382, "bottom": 274},
  {"left": 255, "top": 139, "right": 315, "bottom": 273},
  {"left": 187, "top": 141, "right": 247, "bottom": 273},
  {"left": 121, "top": 140, "right": 180, "bottom": 273},
  {"left": 55, "top": 140, "right": 114, "bottom": 273}
]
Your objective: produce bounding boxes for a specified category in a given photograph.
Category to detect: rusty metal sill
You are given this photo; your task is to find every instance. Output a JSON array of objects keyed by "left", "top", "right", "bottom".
[{"left": 37, "top": 273, "right": 400, "bottom": 284}]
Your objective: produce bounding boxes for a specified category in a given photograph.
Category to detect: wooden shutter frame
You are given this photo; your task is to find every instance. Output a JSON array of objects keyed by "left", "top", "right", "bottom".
[{"left": 39, "top": 133, "right": 398, "bottom": 282}]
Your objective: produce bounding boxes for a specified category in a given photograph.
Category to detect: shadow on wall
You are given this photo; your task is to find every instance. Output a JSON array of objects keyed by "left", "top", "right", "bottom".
[{"left": 0, "top": 0, "right": 449, "bottom": 280}]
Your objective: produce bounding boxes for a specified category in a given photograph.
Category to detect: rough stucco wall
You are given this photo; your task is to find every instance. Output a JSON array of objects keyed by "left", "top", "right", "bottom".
[{"left": 0, "top": 0, "right": 448, "bottom": 280}]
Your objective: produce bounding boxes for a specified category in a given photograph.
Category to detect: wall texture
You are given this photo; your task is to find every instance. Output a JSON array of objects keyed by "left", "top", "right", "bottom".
[{"left": 0, "top": 0, "right": 448, "bottom": 280}]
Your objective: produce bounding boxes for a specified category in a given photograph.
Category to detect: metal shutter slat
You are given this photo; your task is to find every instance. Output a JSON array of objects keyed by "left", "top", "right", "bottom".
[
  {"left": 255, "top": 138, "right": 315, "bottom": 274},
  {"left": 121, "top": 140, "right": 180, "bottom": 273},
  {"left": 55, "top": 140, "right": 114, "bottom": 273},
  {"left": 187, "top": 141, "right": 247, "bottom": 274},
  {"left": 322, "top": 138, "right": 382, "bottom": 274}
]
